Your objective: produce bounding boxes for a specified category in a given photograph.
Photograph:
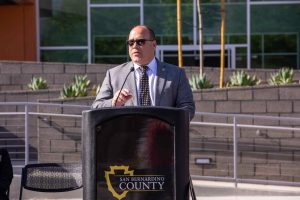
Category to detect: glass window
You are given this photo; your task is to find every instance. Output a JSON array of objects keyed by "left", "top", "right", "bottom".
[
  {"left": 91, "top": 8, "right": 139, "bottom": 36},
  {"left": 225, "top": 2, "right": 246, "bottom": 35},
  {"left": 251, "top": 54, "right": 262, "bottom": 69},
  {"left": 94, "top": 56, "right": 128, "bottom": 64},
  {"left": 201, "top": 1, "right": 246, "bottom": 44},
  {"left": 41, "top": 50, "right": 88, "bottom": 63},
  {"left": 251, "top": 35, "right": 262, "bottom": 54},
  {"left": 145, "top": 0, "right": 191, "bottom": 4},
  {"left": 163, "top": 50, "right": 200, "bottom": 67},
  {"left": 156, "top": 36, "right": 177, "bottom": 45},
  {"left": 264, "top": 55, "right": 297, "bottom": 69},
  {"left": 251, "top": 3, "right": 300, "bottom": 69},
  {"left": 91, "top": 0, "right": 139, "bottom": 3},
  {"left": 201, "top": 0, "right": 244, "bottom": 3},
  {"left": 40, "top": 0, "right": 87, "bottom": 46},
  {"left": 94, "top": 36, "right": 127, "bottom": 55},
  {"left": 144, "top": 3, "right": 194, "bottom": 45},
  {"left": 94, "top": 36, "right": 128, "bottom": 64},
  {"left": 264, "top": 34, "right": 297, "bottom": 53},
  {"left": 235, "top": 54, "right": 247, "bottom": 68},
  {"left": 251, "top": 0, "right": 299, "bottom": 2},
  {"left": 228, "top": 35, "right": 246, "bottom": 44},
  {"left": 201, "top": 3, "right": 221, "bottom": 36},
  {"left": 252, "top": 4, "right": 300, "bottom": 33},
  {"left": 91, "top": 7, "right": 140, "bottom": 63}
]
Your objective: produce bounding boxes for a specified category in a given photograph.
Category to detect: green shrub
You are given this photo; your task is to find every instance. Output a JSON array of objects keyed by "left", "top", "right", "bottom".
[
  {"left": 60, "top": 75, "right": 91, "bottom": 98},
  {"left": 189, "top": 73, "right": 213, "bottom": 90},
  {"left": 28, "top": 77, "right": 48, "bottom": 91},
  {"left": 226, "top": 71, "right": 260, "bottom": 87},
  {"left": 90, "top": 84, "right": 101, "bottom": 97},
  {"left": 268, "top": 67, "right": 294, "bottom": 85}
]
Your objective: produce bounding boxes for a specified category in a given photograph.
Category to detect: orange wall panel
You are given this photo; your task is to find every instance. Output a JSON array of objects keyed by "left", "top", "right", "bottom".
[
  {"left": 24, "top": 4, "right": 36, "bottom": 60},
  {"left": 0, "top": 4, "right": 36, "bottom": 61}
]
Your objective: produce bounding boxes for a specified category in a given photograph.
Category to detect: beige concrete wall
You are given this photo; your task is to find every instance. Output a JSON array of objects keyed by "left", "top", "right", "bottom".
[
  {"left": 191, "top": 85, "right": 300, "bottom": 182},
  {"left": 37, "top": 97, "right": 93, "bottom": 163},
  {"left": 1, "top": 60, "right": 300, "bottom": 183},
  {"left": 0, "top": 61, "right": 113, "bottom": 91},
  {"left": 1, "top": 60, "right": 300, "bottom": 91}
]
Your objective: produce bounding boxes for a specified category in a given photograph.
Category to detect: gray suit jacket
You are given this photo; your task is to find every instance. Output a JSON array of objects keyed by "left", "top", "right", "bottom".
[{"left": 92, "top": 59, "right": 195, "bottom": 119}]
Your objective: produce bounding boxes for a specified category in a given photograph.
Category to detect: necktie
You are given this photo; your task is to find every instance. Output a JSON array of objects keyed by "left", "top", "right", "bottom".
[{"left": 140, "top": 66, "right": 151, "bottom": 106}]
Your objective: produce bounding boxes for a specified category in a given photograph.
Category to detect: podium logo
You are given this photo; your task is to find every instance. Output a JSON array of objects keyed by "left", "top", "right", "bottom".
[
  {"left": 105, "top": 166, "right": 134, "bottom": 200},
  {"left": 104, "top": 165, "right": 165, "bottom": 200}
]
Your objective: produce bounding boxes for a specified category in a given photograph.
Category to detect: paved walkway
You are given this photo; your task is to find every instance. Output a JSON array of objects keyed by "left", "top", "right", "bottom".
[
  {"left": 10, "top": 176, "right": 300, "bottom": 200},
  {"left": 194, "top": 180, "right": 300, "bottom": 200}
]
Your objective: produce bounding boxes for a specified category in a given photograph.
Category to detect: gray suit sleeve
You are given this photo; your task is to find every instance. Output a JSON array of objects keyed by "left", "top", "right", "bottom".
[
  {"left": 91, "top": 70, "right": 113, "bottom": 108},
  {"left": 176, "top": 68, "right": 195, "bottom": 120}
]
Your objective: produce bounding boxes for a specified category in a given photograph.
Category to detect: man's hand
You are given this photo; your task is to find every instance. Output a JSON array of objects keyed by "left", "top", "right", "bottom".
[{"left": 112, "top": 89, "right": 132, "bottom": 106}]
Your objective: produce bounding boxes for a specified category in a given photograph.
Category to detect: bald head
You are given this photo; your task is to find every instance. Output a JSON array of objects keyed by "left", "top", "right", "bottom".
[
  {"left": 128, "top": 25, "right": 156, "bottom": 40},
  {"left": 127, "top": 25, "right": 157, "bottom": 66}
]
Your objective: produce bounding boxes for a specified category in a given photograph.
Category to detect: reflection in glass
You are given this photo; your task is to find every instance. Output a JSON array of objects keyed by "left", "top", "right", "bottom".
[
  {"left": 40, "top": 0, "right": 87, "bottom": 46},
  {"left": 37, "top": 0, "right": 300, "bottom": 69},
  {"left": 41, "top": 50, "right": 87, "bottom": 63},
  {"left": 91, "top": 0, "right": 139, "bottom": 3},
  {"left": 144, "top": 4, "right": 193, "bottom": 44},
  {"left": 264, "top": 34, "right": 297, "bottom": 53},
  {"left": 264, "top": 55, "right": 297, "bottom": 69},
  {"left": 91, "top": 7, "right": 139, "bottom": 63},
  {"left": 93, "top": 36, "right": 128, "bottom": 63}
]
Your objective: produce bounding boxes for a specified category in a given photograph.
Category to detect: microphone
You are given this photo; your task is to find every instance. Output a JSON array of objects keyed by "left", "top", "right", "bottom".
[{"left": 114, "top": 67, "right": 134, "bottom": 106}]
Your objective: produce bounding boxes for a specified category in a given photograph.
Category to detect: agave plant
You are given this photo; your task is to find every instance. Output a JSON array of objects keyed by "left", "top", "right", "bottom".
[
  {"left": 268, "top": 67, "right": 294, "bottom": 85},
  {"left": 61, "top": 84, "right": 77, "bottom": 98},
  {"left": 60, "top": 75, "right": 91, "bottom": 99},
  {"left": 73, "top": 75, "right": 91, "bottom": 97},
  {"left": 90, "top": 84, "right": 101, "bottom": 97},
  {"left": 28, "top": 77, "right": 48, "bottom": 91},
  {"left": 189, "top": 73, "right": 213, "bottom": 90},
  {"left": 226, "top": 71, "right": 261, "bottom": 87}
]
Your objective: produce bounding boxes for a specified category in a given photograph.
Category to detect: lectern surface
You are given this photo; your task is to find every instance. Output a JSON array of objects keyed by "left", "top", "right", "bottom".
[
  {"left": 96, "top": 115, "right": 175, "bottom": 200},
  {"left": 82, "top": 107, "right": 189, "bottom": 200}
]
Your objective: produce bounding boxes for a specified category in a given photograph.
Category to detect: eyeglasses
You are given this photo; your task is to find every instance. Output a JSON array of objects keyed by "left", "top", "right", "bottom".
[{"left": 126, "top": 39, "right": 154, "bottom": 47}]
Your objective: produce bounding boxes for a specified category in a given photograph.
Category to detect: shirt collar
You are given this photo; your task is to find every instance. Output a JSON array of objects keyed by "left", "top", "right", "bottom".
[{"left": 133, "top": 58, "right": 157, "bottom": 74}]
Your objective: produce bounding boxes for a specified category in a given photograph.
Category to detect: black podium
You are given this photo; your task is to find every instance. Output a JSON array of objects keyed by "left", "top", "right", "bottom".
[{"left": 82, "top": 107, "right": 190, "bottom": 200}]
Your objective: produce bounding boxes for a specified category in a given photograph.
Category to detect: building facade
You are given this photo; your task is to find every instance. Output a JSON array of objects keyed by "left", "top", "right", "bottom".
[
  {"left": 1, "top": 0, "right": 300, "bottom": 69},
  {"left": 0, "top": 0, "right": 36, "bottom": 61}
]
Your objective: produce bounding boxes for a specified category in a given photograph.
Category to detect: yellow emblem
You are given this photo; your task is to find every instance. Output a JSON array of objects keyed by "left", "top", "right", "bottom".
[{"left": 104, "top": 166, "right": 134, "bottom": 200}]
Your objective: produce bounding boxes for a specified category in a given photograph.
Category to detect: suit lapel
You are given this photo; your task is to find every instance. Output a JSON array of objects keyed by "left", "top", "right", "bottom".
[{"left": 155, "top": 60, "right": 167, "bottom": 106}]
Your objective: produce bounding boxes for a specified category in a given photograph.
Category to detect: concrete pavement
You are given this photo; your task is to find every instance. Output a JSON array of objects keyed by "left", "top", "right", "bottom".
[{"left": 9, "top": 175, "right": 300, "bottom": 200}]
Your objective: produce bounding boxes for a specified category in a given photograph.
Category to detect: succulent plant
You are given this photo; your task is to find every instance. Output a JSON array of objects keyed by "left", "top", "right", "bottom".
[
  {"left": 90, "top": 84, "right": 101, "bottom": 97},
  {"left": 28, "top": 77, "right": 48, "bottom": 91},
  {"left": 60, "top": 75, "right": 91, "bottom": 99},
  {"left": 226, "top": 71, "right": 261, "bottom": 87},
  {"left": 268, "top": 67, "right": 294, "bottom": 85},
  {"left": 189, "top": 73, "right": 213, "bottom": 90}
]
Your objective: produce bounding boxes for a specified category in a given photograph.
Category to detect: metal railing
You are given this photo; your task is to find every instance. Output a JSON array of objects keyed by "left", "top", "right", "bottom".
[
  {"left": 0, "top": 102, "right": 90, "bottom": 171},
  {"left": 1, "top": 102, "right": 300, "bottom": 187},
  {"left": 190, "top": 112, "right": 300, "bottom": 187}
]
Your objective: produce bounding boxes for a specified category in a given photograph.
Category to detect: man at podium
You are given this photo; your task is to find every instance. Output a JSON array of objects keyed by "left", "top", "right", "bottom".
[{"left": 92, "top": 25, "right": 195, "bottom": 119}]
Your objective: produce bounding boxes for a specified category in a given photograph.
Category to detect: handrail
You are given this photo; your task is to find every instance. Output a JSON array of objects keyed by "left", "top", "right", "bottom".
[
  {"left": 1, "top": 102, "right": 300, "bottom": 188},
  {"left": 190, "top": 112, "right": 300, "bottom": 188},
  {"left": 0, "top": 102, "right": 89, "bottom": 166},
  {"left": 194, "top": 111, "right": 300, "bottom": 122},
  {"left": 0, "top": 101, "right": 91, "bottom": 108},
  {"left": 191, "top": 121, "right": 300, "bottom": 131}
]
